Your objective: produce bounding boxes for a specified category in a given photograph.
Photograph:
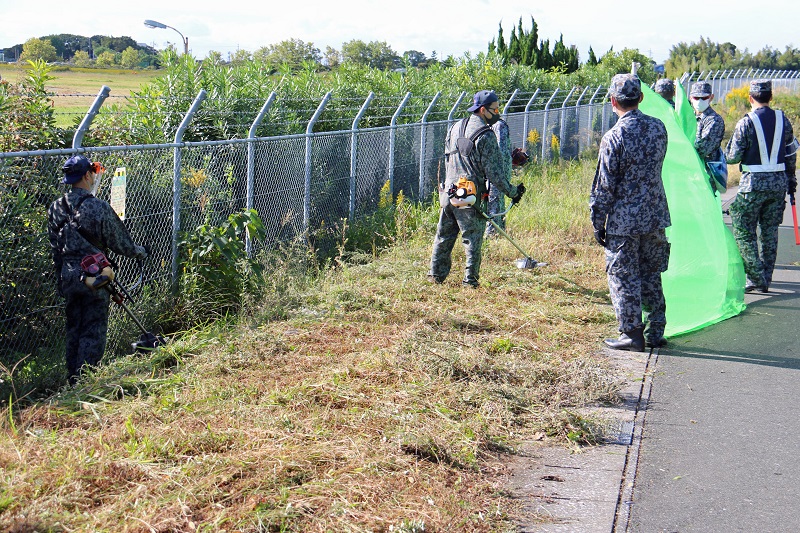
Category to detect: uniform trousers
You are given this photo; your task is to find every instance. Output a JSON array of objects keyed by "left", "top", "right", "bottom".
[{"left": 605, "top": 229, "right": 670, "bottom": 339}]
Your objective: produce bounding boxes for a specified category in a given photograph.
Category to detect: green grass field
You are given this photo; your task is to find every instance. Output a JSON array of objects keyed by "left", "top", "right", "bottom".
[{"left": 0, "top": 64, "right": 161, "bottom": 126}]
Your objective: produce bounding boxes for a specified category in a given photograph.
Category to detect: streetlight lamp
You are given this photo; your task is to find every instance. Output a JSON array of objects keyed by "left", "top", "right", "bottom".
[{"left": 144, "top": 19, "right": 189, "bottom": 55}]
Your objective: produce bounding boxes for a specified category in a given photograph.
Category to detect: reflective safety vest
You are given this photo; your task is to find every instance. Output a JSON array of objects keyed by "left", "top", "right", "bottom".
[{"left": 742, "top": 109, "right": 786, "bottom": 173}]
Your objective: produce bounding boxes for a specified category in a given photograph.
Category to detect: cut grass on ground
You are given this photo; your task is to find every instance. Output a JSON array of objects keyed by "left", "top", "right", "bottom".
[{"left": 0, "top": 159, "right": 622, "bottom": 532}]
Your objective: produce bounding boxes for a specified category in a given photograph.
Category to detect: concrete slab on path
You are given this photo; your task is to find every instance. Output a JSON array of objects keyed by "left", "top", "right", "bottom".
[{"left": 507, "top": 348, "right": 655, "bottom": 532}]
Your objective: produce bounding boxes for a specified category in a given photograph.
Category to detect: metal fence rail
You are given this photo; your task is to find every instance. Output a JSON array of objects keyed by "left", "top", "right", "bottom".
[{"left": 1, "top": 70, "right": 798, "bottom": 376}]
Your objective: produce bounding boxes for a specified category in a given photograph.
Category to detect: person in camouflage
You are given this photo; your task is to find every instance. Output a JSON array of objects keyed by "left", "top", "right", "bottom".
[
  {"left": 428, "top": 90, "right": 524, "bottom": 288},
  {"left": 654, "top": 78, "right": 676, "bottom": 109},
  {"left": 48, "top": 155, "right": 149, "bottom": 384},
  {"left": 689, "top": 81, "right": 726, "bottom": 165},
  {"left": 485, "top": 116, "right": 513, "bottom": 237},
  {"left": 590, "top": 74, "right": 671, "bottom": 351},
  {"left": 726, "top": 79, "right": 797, "bottom": 293}
]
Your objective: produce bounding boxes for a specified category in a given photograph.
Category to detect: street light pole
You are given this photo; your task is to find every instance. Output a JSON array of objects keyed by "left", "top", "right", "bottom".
[{"left": 144, "top": 19, "right": 189, "bottom": 55}]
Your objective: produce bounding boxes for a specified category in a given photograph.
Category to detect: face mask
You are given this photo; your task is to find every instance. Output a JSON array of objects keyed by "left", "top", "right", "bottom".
[
  {"left": 692, "top": 98, "right": 710, "bottom": 112},
  {"left": 485, "top": 108, "right": 501, "bottom": 126}
]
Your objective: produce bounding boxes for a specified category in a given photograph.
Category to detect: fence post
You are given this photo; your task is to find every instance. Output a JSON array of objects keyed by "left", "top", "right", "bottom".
[
  {"left": 558, "top": 87, "right": 576, "bottom": 158},
  {"left": 304, "top": 92, "right": 332, "bottom": 235},
  {"left": 573, "top": 86, "right": 589, "bottom": 156},
  {"left": 521, "top": 89, "right": 540, "bottom": 154},
  {"left": 171, "top": 89, "right": 207, "bottom": 285},
  {"left": 447, "top": 91, "right": 467, "bottom": 127},
  {"left": 245, "top": 91, "right": 277, "bottom": 257},
  {"left": 502, "top": 88, "right": 519, "bottom": 119},
  {"left": 349, "top": 92, "right": 374, "bottom": 220},
  {"left": 388, "top": 92, "right": 412, "bottom": 196},
  {"left": 419, "top": 92, "right": 441, "bottom": 200},
  {"left": 587, "top": 86, "right": 603, "bottom": 147},
  {"left": 542, "top": 89, "right": 560, "bottom": 161},
  {"left": 72, "top": 85, "right": 110, "bottom": 149}
]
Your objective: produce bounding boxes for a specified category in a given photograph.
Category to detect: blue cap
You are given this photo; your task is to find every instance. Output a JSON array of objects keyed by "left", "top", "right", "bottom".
[
  {"left": 62, "top": 155, "right": 91, "bottom": 184},
  {"left": 467, "top": 90, "right": 499, "bottom": 112}
]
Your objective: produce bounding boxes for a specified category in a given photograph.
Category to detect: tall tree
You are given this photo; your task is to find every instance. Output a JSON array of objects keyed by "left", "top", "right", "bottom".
[
  {"left": 341, "top": 39, "right": 398, "bottom": 70},
  {"left": 587, "top": 47, "right": 598, "bottom": 66},
  {"left": 20, "top": 38, "right": 57, "bottom": 62},
  {"left": 254, "top": 39, "right": 321, "bottom": 70}
]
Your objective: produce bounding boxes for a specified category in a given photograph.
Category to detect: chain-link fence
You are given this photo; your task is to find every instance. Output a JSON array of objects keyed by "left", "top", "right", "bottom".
[{"left": 2, "top": 70, "right": 798, "bottom": 383}]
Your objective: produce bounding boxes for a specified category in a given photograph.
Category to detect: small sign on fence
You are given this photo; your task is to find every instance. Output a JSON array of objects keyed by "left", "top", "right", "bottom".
[{"left": 111, "top": 167, "right": 127, "bottom": 220}]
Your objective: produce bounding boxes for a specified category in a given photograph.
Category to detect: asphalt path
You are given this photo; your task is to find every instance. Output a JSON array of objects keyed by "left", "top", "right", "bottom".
[{"left": 626, "top": 197, "right": 800, "bottom": 532}]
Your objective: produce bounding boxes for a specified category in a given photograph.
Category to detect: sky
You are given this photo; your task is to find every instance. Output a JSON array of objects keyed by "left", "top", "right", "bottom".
[{"left": 1, "top": 0, "right": 798, "bottom": 65}]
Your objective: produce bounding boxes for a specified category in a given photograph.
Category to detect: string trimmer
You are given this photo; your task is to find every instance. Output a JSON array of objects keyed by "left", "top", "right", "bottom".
[
  {"left": 81, "top": 254, "right": 166, "bottom": 352},
  {"left": 479, "top": 204, "right": 546, "bottom": 269}
]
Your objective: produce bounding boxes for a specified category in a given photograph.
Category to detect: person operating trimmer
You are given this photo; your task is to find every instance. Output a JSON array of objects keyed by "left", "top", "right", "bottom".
[{"left": 47, "top": 155, "right": 149, "bottom": 384}]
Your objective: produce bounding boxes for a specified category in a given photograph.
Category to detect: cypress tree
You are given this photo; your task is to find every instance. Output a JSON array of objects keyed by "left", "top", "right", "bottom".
[
  {"left": 496, "top": 24, "right": 507, "bottom": 58},
  {"left": 587, "top": 46, "right": 598, "bottom": 66},
  {"left": 508, "top": 27, "right": 520, "bottom": 64}
]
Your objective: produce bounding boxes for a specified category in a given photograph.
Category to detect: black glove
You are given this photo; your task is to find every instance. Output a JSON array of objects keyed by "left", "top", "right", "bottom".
[
  {"left": 789, "top": 175, "right": 797, "bottom": 196},
  {"left": 511, "top": 183, "right": 526, "bottom": 204},
  {"left": 593, "top": 228, "right": 606, "bottom": 247},
  {"left": 143, "top": 244, "right": 151, "bottom": 257}
]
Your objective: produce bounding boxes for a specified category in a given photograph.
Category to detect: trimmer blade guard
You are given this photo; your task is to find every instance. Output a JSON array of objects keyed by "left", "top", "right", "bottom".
[
  {"left": 515, "top": 257, "right": 547, "bottom": 269},
  {"left": 132, "top": 332, "right": 166, "bottom": 353}
]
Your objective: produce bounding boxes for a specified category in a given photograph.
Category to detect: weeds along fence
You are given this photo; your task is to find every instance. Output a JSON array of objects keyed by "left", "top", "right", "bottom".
[{"left": 0, "top": 69, "right": 797, "bottom": 381}]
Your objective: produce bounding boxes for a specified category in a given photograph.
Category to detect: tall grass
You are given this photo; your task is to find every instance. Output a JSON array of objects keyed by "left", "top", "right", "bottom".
[{"left": 1, "top": 156, "right": 616, "bottom": 531}]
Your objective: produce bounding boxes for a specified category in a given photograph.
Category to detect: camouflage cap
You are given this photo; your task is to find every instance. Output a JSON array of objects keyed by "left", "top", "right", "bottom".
[
  {"left": 609, "top": 74, "right": 642, "bottom": 101},
  {"left": 689, "top": 81, "right": 712, "bottom": 97},
  {"left": 750, "top": 79, "right": 772, "bottom": 95},
  {"left": 654, "top": 78, "right": 675, "bottom": 94}
]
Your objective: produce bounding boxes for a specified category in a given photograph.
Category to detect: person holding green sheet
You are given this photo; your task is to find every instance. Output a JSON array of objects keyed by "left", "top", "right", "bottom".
[
  {"left": 726, "top": 79, "right": 797, "bottom": 293},
  {"left": 590, "top": 74, "right": 671, "bottom": 351},
  {"left": 690, "top": 81, "right": 726, "bottom": 165},
  {"left": 654, "top": 78, "right": 676, "bottom": 108}
]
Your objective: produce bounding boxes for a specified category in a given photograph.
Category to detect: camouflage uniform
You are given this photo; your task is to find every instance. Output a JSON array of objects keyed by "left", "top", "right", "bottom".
[
  {"left": 654, "top": 78, "right": 676, "bottom": 109},
  {"left": 48, "top": 184, "right": 147, "bottom": 382},
  {"left": 429, "top": 94, "right": 520, "bottom": 287},
  {"left": 694, "top": 107, "right": 725, "bottom": 161},
  {"left": 486, "top": 118, "right": 512, "bottom": 235},
  {"left": 725, "top": 80, "right": 797, "bottom": 291},
  {"left": 590, "top": 75, "right": 671, "bottom": 343}
]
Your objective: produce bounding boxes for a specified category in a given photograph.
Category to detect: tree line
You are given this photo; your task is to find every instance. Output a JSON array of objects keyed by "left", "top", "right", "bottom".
[
  {"left": 665, "top": 36, "right": 800, "bottom": 77},
  {"left": 2, "top": 34, "right": 159, "bottom": 67},
  {"left": 4, "top": 26, "right": 800, "bottom": 77}
]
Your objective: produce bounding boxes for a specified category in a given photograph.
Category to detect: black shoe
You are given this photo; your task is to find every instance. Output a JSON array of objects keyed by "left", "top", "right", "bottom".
[
  {"left": 757, "top": 286, "right": 769, "bottom": 293},
  {"left": 461, "top": 281, "right": 479, "bottom": 289},
  {"left": 647, "top": 337, "right": 667, "bottom": 348},
  {"left": 427, "top": 275, "right": 444, "bottom": 284},
  {"left": 604, "top": 327, "right": 645, "bottom": 352}
]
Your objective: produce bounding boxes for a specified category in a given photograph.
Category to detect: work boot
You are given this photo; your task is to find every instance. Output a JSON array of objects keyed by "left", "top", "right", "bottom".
[
  {"left": 647, "top": 336, "right": 667, "bottom": 348},
  {"left": 604, "top": 326, "right": 645, "bottom": 352}
]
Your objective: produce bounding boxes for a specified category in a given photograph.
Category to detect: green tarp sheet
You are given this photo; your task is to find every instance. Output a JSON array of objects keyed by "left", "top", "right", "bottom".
[{"left": 638, "top": 83, "right": 746, "bottom": 337}]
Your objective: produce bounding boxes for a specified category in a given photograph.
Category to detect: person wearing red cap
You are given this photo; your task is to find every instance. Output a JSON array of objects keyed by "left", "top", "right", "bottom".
[{"left": 47, "top": 155, "right": 149, "bottom": 384}]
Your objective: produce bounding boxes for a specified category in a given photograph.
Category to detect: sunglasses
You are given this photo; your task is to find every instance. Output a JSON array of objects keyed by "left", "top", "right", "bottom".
[{"left": 90, "top": 161, "right": 106, "bottom": 173}]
